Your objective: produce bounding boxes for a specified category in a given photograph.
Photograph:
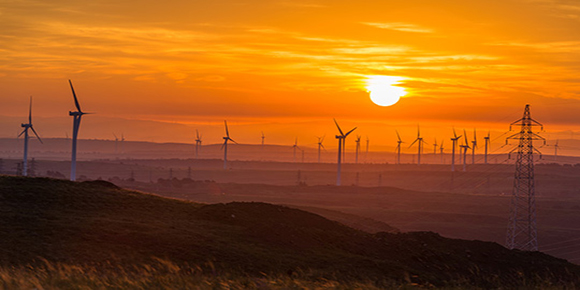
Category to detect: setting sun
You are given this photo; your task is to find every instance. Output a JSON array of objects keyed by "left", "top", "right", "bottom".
[{"left": 366, "top": 76, "right": 407, "bottom": 107}]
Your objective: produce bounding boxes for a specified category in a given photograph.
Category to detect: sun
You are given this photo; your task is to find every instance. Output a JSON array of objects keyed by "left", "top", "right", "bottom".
[{"left": 365, "top": 76, "right": 407, "bottom": 107}]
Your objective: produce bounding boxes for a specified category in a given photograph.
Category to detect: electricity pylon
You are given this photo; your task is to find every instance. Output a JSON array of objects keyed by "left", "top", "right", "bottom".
[{"left": 505, "top": 104, "right": 545, "bottom": 252}]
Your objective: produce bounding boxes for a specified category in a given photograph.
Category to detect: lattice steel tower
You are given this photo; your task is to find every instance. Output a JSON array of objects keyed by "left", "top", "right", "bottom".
[{"left": 505, "top": 104, "right": 545, "bottom": 251}]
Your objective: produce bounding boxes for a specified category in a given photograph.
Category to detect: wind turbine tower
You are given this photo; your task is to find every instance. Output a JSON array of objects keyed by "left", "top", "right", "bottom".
[
  {"left": 395, "top": 130, "right": 404, "bottom": 165},
  {"left": 19, "top": 96, "right": 43, "bottom": 176},
  {"left": 221, "top": 121, "right": 237, "bottom": 169},
  {"left": 505, "top": 104, "right": 544, "bottom": 251},
  {"left": 195, "top": 130, "right": 202, "bottom": 159},
  {"left": 365, "top": 136, "right": 369, "bottom": 162},
  {"left": 408, "top": 126, "right": 425, "bottom": 165},
  {"left": 450, "top": 129, "right": 462, "bottom": 172},
  {"left": 68, "top": 80, "right": 89, "bottom": 181},
  {"left": 554, "top": 140, "right": 559, "bottom": 161},
  {"left": 334, "top": 119, "right": 356, "bottom": 186},
  {"left": 355, "top": 135, "right": 361, "bottom": 164},
  {"left": 471, "top": 129, "right": 478, "bottom": 164},
  {"left": 433, "top": 138, "right": 438, "bottom": 155},
  {"left": 484, "top": 131, "right": 491, "bottom": 164}
]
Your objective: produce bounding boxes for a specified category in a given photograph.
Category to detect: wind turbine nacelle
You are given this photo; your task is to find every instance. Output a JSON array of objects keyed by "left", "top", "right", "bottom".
[{"left": 21, "top": 123, "right": 28, "bottom": 127}]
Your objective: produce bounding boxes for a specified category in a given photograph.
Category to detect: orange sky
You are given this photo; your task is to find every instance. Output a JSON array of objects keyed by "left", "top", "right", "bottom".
[{"left": 2, "top": 0, "right": 580, "bottom": 151}]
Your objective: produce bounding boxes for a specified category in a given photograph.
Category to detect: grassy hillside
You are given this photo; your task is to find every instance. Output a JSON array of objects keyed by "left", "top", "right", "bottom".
[{"left": 1, "top": 175, "right": 580, "bottom": 288}]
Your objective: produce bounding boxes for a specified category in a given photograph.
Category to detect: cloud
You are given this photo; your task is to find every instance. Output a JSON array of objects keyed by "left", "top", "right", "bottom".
[{"left": 361, "top": 22, "right": 434, "bottom": 33}]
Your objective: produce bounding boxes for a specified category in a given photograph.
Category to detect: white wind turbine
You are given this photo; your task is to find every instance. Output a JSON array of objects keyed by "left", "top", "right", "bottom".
[
  {"left": 471, "top": 129, "right": 478, "bottom": 164},
  {"left": 292, "top": 138, "right": 300, "bottom": 162},
  {"left": 334, "top": 119, "right": 356, "bottom": 186},
  {"left": 195, "top": 130, "right": 202, "bottom": 159},
  {"left": 355, "top": 135, "right": 361, "bottom": 164},
  {"left": 439, "top": 140, "right": 445, "bottom": 164},
  {"left": 483, "top": 131, "right": 491, "bottom": 164},
  {"left": 460, "top": 130, "right": 471, "bottom": 172},
  {"left": 408, "top": 126, "right": 426, "bottom": 165},
  {"left": 317, "top": 136, "right": 325, "bottom": 163},
  {"left": 395, "top": 130, "right": 404, "bottom": 164},
  {"left": 19, "top": 96, "right": 43, "bottom": 176},
  {"left": 450, "top": 128, "right": 462, "bottom": 172},
  {"left": 68, "top": 80, "right": 90, "bottom": 181},
  {"left": 221, "top": 121, "right": 237, "bottom": 169}
]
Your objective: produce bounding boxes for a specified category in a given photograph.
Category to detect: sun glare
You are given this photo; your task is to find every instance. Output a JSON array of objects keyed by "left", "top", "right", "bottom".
[{"left": 366, "top": 76, "right": 407, "bottom": 107}]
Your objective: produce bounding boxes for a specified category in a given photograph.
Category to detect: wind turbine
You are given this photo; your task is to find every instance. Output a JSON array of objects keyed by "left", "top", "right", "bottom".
[
  {"left": 460, "top": 130, "right": 471, "bottom": 171},
  {"left": 317, "top": 136, "right": 325, "bottom": 163},
  {"left": 121, "top": 133, "right": 125, "bottom": 154},
  {"left": 195, "top": 130, "right": 202, "bottom": 158},
  {"left": 408, "top": 126, "right": 426, "bottom": 165},
  {"left": 355, "top": 135, "right": 361, "bottom": 164},
  {"left": 221, "top": 121, "right": 237, "bottom": 169},
  {"left": 261, "top": 131, "right": 265, "bottom": 146},
  {"left": 484, "top": 131, "right": 491, "bottom": 164},
  {"left": 554, "top": 139, "right": 560, "bottom": 161},
  {"left": 18, "top": 96, "right": 43, "bottom": 176},
  {"left": 68, "top": 80, "right": 89, "bottom": 181},
  {"left": 433, "top": 138, "right": 438, "bottom": 154},
  {"left": 450, "top": 128, "right": 462, "bottom": 172},
  {"left": 439, "top": 140, "right": 445, "bottom": 164},
  {"left": 365, "top": 136, "right": 369, "bottom": 163},
  {"left": 395, "top": 130, "right": 404, "bottom": 165},
  {"left": 113, "top": 133, "right": 119, "bottom": 155},
  {"left": 292, "top": 138, "right": 300, "bottom": 162},
  {"left": 334, "top": 119, "right": 356, "bottom": 186},
  {"left": 471, "top": 129, "right": 478, "bottom": 164}
]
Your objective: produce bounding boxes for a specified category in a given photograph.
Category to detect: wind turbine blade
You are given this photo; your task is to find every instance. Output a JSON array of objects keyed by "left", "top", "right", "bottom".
[
  {"left": 396, "top": 130, "right": 402, "bottom": 142},
  {"left": 408, "top": 139, "right": 418, "bottom": 148},
  {"left": 321, "top": 135, "right": 325, "bottom": 143},
  {"left": 417, "top": 125, "right": 420, "bottom": 137},
  {"left": 31, "top": 126, "right": 43, "bottom": 144},
  {"left": 453, "top": 128, "right": 458, "bottom": 138},
  {"left": 18, "top": 129, "right": 26, "bottom": 138},
  {"left": 230, "top": 138, "right": 238, "bottom": 144},
  {"left": 196, "top": 129, "right": 200, "bottom": 139},
  {"left": 333, "top": 119, "right": 344, "bottom": 136},
  {"left": 224, "top": 120, "right": 229, "bottom": 137},
  {"left": 68, "top": 80, "right": 82, "bottom": 112},
  {"left": 345, "top": 127, "right": 357, "bottom": 137},
  {"left": 28, "top": 96, "right": 32, "bottom": 124}
]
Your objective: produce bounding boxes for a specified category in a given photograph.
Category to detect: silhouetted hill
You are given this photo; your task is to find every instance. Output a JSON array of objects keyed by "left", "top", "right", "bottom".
[{"left": 1, "top": 175, "right": 580, "bottom": 287}]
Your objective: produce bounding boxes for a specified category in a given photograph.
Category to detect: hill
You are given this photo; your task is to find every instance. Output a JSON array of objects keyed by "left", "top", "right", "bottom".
[{"left": 1, "top": 175, "right": 580, "bottom": 287}]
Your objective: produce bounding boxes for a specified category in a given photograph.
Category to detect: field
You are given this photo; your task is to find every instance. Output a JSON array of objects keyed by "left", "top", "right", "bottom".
[{"left": 1, "top": 176, "right": 580, "bottom": 288}]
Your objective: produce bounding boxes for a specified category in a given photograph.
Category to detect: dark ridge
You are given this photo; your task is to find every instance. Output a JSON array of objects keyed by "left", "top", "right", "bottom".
[{"left": 1, "top": 175, "right": 579, "bottom": 287}]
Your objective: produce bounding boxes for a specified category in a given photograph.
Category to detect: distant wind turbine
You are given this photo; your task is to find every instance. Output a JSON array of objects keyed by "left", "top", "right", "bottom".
[
  {"left": 113, "top": 133, "right": 119, "bottom": 155},
  {"left": 365, "top": 136, "right": 369, "bottom": 162},
  {"left": 334, "top": 119, "right": 356, "bottom": 186},
  {"left": 439, "top": 140, "right": 445, "bottom": 164},
  {"left": 261, "top": 131, "right": 265, "bottom": 146},
  {"left": 450, "top": 128, "right": 462, "bottom": 172},
  {"left": 68, "top": 80, "right": 90, "bottom": 181},
  {"left": 317, "top": 136, "right": 325, "bottom": 163},
  {"left": 395, "top": 130, "right": 404, "bottom": 165},
  {"left": 195, "top": 130, "right": 202, "bottom": 159},
  {"left": 292, "top": 138, "right": 300, "bottom": 162},
  {"left": 471, "top": 129, "right": 478, "bottom": 164},
  {"left": 408, "top": 126, "right": 426, "bottom": 165},
  {"left": 18, "top": 96, "right": 43, "bottom": 176},
  {"left": 221, "top": 121, "right": 237, "bottom": 169},
  {"left": 484, "top": 131, "right": 491, "bottom": 164},
  {"left": 433, "top": 138, "right": 438, "bottom": 154},
  {"left": 554, "top": 139, "right": 560, "bottom": 161},
  {"left": 355, "top": 135, "right": 361, "bottom": 164},
  {"left": 460, "top": 130, "right": 470, "bottom": 172}
]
